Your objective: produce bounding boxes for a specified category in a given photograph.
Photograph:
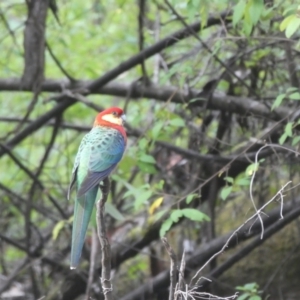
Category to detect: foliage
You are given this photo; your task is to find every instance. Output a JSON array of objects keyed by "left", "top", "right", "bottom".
[
  {"left": 160, "top": 208, "right": 210, "bottom": 236},
  {"left": 236, "top": 282, "right": 262, "bottom": 300},
  {"left": 1, "top": 0, "right": 300, "bottom": 299}
]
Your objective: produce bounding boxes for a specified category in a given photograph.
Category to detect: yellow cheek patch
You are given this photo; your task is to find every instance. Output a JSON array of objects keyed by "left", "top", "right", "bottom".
[{"left": 102, "top": 114, "right": 123, "bottom": 125}]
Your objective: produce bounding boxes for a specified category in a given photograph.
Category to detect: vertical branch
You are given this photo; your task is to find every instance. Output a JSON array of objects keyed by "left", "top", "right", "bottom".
[
  {"left": 178, "top": 251, "right": 185, "bottom": 292},
  {"left": 18, "top": 0, "right": 50, "bottom": 134},
  {"left": 152, "top": 7, "right": 161, "bottom": 85},
  {"left": 137, "top": 0, "right": 149, "bottom": 83},
  {"left": 24, "top": 115, "right": 61, "bottom": 298},
  {"left": 96, "top": 177, "right": 113, "bottom": 300},
  {"left": 285, "top": 41, "right": 299, "bottom": 88},
  {"left": 85, "top": 228, "right": 98, "bottom": 300},
  {"left": 162, "top": 237, "right": 177, "bottom": 300},
  {"left": 22, "top": 0, "right": 49, "bottom": 91}
]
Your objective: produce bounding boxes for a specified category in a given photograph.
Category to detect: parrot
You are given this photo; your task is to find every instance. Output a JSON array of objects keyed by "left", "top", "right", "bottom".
[{"left": 68, "top": 107, "right": 127, "bottom": 269}]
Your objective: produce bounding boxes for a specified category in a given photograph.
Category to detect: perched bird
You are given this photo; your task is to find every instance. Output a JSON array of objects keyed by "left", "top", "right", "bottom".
[{"left": 68, "top": 107, "right": 127, "bottom": 269}]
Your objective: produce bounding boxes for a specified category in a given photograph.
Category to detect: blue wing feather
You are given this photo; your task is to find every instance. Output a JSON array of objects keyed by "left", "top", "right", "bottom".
[
  {"left": 77, "top": 164, "right": 117, "bottom": 197},
  {"left": 73, "top": 127, "right": 125, "bottom": 197}
]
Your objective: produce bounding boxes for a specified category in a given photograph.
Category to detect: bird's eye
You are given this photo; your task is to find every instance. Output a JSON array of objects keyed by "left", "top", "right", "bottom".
[{"left": 112, "top": 111, "right": 117, "bottom": 116}]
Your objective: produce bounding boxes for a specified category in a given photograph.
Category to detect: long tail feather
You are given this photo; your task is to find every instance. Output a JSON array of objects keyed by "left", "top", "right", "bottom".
[{"left": 70, "top": 187, "right": 98, "bottom": 269}]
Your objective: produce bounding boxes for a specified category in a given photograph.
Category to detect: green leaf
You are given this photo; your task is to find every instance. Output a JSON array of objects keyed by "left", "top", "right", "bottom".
[
  {"left": 246, "top": 162, "right": 259, "bottom": 176},
  {"left": 151, "top": 121, "right": 164, "bottom": 140},
  {"left": 285, "top": 16, "right": 300, "bottom": 38},
  {"left": 200, "top": 3, "right": 209, "bottom": 28},
  {"left": 271, "top": 94, "right": 285, "bottom": 110},
  {"left": 279, "top": 132, "right": 288, "bottom": 145},
  {"left": 283, "top": 5, "right": 298, "bottom": 16},
  {"left": 169, "top": 118, "right": 185, "bottom": 127},
  {"left": 235, "top": 177, "right": 250, "bottom": 186},
  {"left": 284, "top": 122, "right": 293, "bottom": 137},
  {"left": 233, "top": 0, "right": 246, "bottom": 27},
  {"left": 249, "top": 296, "right": 262, "bottom": 300},
  {"left": 186, "top": 193, "right": 197, "bottom": 204},
  {"left": 244, "top": 282, "right": 258, "bottom": 290},
  {"left": 181, "top": 208, "right": 210, "bottom": 222},
  {"left": 243, "top": 18, "right": 253, "bottom": 36},
  {"left": 134, "top": 190, "right": 153, "bottom": 210},
  {"left": 280, "top": 14, "right": 295, "bottom": 31},
  {"left": 248, "top": 0, "right": 264, "bottom": 25},
  {"left": 237, "top": 293, "right": 250, "bottom": 300},
  {"left": 138, "top": 138, "right": 148, "bottom": 150},
  {"left": 138, "top": 154, "right": 156, "bottom": 164},
  {"left": 137, "top": 161, "right": 157, "bottom": 174},
  {"left": 52, "top": 220, "right": 65, "bottom": 240},
  {"left": 286, "top": 87, "right": 298, "bottom": 93},
  {"left": 220, "top": 186, "right": 232, "bottom": 201},
  {"left": 105, "top": 202, "right": 125, "bottom": 221},
  {"left": 160, "top": 217, "right": 173, "bottom": 237},
  {"left": 224, "top": 176, "right": 234, "bottom": 183},
  {"left": 289, "top": 92, "right": 300, "bottom": 100},
  {"left": 292, "top": 136, "right": 300, "bottom": 146},
  {"left": 170, "top": 209, "right": 183, "bottom": 222}
]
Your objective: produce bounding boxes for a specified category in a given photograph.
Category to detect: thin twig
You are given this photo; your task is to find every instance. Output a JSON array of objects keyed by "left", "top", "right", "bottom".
[
  {"left": 189, "top": 180, "right": 292, "bottom": 286},
  {"left": 118, "top": 197, "right": 299, "bottom": 300},
  {"left": 0, "top": 8, "right": 21, "bottom": 51},
  {"left": 174, "top": 287, "right": 238, "bottom": 300},
  {"left": 249, "top": 143, "right": 300, "bottom": 239},
  {"left": 46, "top": 41, "right": 76, "bottom": 82},
  {"left": 162, "top": 237, "right": 177, "bottom": 300},
  {"left": 178, "top": 251, "right": 186, "bottom": 293},
  {"left": 96, "top": 177, "right": 113, "bottom": 300},
  {"left": 197, "top": 200, "right": 300, "bottom": 291},
  {"left": 0, "top": 182, "right": 58, "bottom": 220},
  {"left": 0, "top": 143, "right": 67, "bottom": 218},
  {"left": 85, "top": 228, "right": 98, "bottom": 300},
  {"left": 137, "top": 0, "right": 149, "bottom": 82},
  {"left": 164, "top": 0, "right": 257, "bottom": 98},
  {"left": 0, "top": 258, "right": 30, "bottom": 294}
]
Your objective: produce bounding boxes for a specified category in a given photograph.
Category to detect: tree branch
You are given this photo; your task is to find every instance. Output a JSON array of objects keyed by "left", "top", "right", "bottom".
[
  {"left": 162, "top": 237, "right": 177, "bottom": 300},
  {"left": 119, "top": 197, "right": 300, "bottom": 300},
  {"left": 97, "top": 178, "right": 113, "bottom": 300},
  {"left": 22, "top": 0, "right": 49, "bottom": 91},
  {"left": 85, "top": 11, "right": 230, "bottom": 93},
  {"left": 0, "top": 11, "right": 228, "bottom": 160},
  {"left": 0, "top": 79, "right": 293, "bottom": 122},
  {"left": 198, "top": 197, "right": 300, "bottom": 290},
  {"left": 0, "top": 143, "right": 67, "bottom": 218}
]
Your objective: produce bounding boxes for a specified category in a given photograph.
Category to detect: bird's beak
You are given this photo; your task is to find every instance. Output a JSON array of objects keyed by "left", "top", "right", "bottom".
[{"left": 121, "top": 114, "right": 126, "bottom": 124}]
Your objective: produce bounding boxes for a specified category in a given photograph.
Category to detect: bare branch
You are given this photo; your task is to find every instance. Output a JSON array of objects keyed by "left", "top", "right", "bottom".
[
  {"left": 178, "top": 251, "right": 186, "bottom": 293},
  {"left": 190, "top": 181, "right": 291, "bottom": 286},
  {"left": 46, "top": 41, "right": 76, "bottom": 82},
  {"left": 97, "top": 178, "right": 113, "bottom": 300},
  {"left": 119, "top": 197, "right": 299, "bottom": 300},
  {"left": 198, "top": 198, "right": 300, "bottom": 290},
  {"left": 0, "top": 97, "right": 75, "bottom": 158},
  {"left": 86, "top": 11, "right": 230, "bottom": 93},
  {"left": 0, "top": 11, "right": 228, "bottom": 160},
  {"left": 0, "top": 258, "right": 30, "bottom": 294},
  {"left": 0, "top": 79, "right": 294, "bottom": 122},
  {"left": 85, "top": 228, "right": 98, "bottom": 300},
  {"left": 0, "top": 143, "right": 67, "bottom": 218},
  {"left": 22, "top": 0, "right": 49, "bottom": 91},
  {"left": 162, "top": 237, "right": 177, "bottom": 300},
  {"left": 164, "top": 0, "right": 256, "bottom": 97}
]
